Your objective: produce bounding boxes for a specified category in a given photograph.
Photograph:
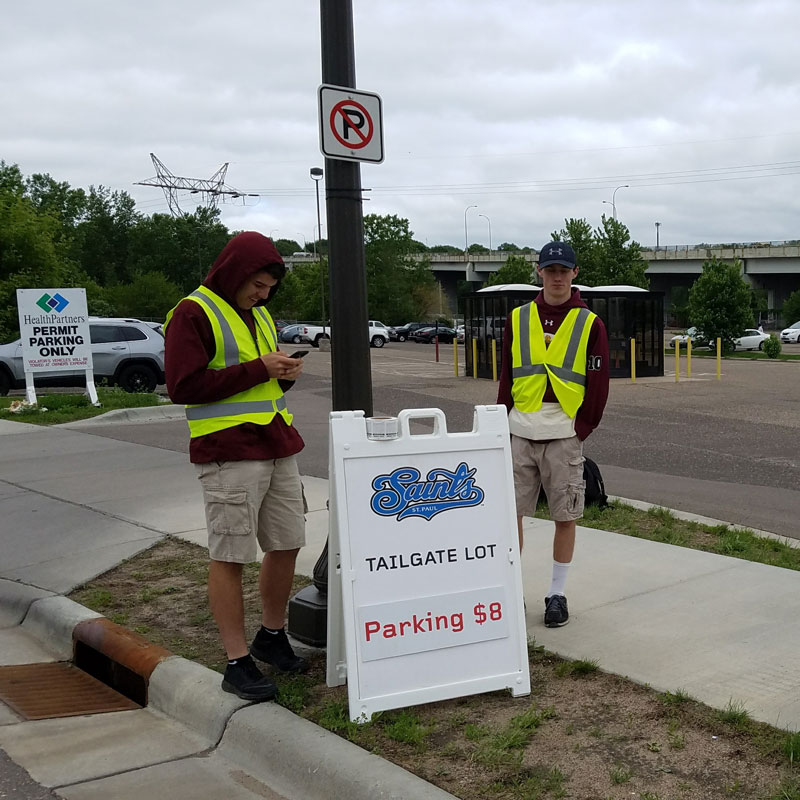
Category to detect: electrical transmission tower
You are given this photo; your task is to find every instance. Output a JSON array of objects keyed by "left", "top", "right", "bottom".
[{"left": 135, "top": 153, "right": 257, "bottom": 216}]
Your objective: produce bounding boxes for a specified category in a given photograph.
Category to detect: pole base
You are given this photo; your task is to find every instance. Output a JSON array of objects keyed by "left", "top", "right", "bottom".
[{"left": 287, "top": 585, "right": 328, "bottom": 647}]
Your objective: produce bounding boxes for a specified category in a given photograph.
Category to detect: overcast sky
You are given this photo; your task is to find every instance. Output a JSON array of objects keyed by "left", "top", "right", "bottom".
[{"left": 3, "top": 1, "right": 800, "bottom": 252}]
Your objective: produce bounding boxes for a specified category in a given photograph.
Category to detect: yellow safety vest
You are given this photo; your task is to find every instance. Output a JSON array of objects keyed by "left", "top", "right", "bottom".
[
  {"left": 510, "top": 303, "right": 596, "bottom": 418},
  {"left": 164, "top": 286, "right": 293, "bottom": 438}
]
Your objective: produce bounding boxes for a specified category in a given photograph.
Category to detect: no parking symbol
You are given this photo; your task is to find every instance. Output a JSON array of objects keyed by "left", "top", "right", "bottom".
[{"left": 319, "top": 84, "right": 384, "bottom": 164}]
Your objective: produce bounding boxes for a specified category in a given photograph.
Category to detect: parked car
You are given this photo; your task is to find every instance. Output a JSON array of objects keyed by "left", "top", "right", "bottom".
[
  {"left": 732, "top": 329, "right": 770, "bottom": 351},
  {"left": 278, "top": 324, "right": 305, "bottom": 344},
  {"left": 410, "top": 326, "right": 457, "bottom": 344},
  {"left": 779, "top": 321, "right": 800, "bottom": 343},
  {"left": 392, "top": 322, "right": 433, "bottom": 342},
  {"left": 299, "top": 321, "right": 390, "bottom": 348},
  {"left": 456, "top": 325, "right": 465, "bottom": 343},
  {"left": 0, "top": 317, "right": 165, "bottom": 395},
  {"left": 669, "top": 327, "right": 711, "bottom": 348}
]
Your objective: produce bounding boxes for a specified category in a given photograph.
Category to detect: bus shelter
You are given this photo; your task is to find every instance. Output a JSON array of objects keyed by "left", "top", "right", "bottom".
[{"left": 464, "top": 284, "right": 664, "bottom": 380}]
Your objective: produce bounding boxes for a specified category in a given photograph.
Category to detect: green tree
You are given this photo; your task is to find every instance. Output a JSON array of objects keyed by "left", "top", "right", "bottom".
[
  {"left": 428, "top": 244, "right": 462, "bottom": 255},
  {"left": 497, "top": 242, "right": 519, "bottom": 251},
  {"left": 70, "top": 185, "right": 139, "bottom": 285},
  {"left": 0, "top": 188, "right": 67, "bottom": 340},
  {"left": 467, "top": 243, "right": 489, "bottom": 254},
  {"left": 552, "top": 216, "right": 648, "bottom": 288},
  {"left": 781, "top": 289, "right": 800, "bottom": 325},
  {"left": 552, "top": 218, "right": 599, "bottom": 283},
  {"left": 486, "top": 254, "right": 533, "bottom": 286},
  {"left": 687, "top": 258, "right": 753, "bottom": 349},
  {"left": 127, "top": 207, "right": 230, "bottom": 293},
  {"left": 363, "top": 214, "right": 435, "bottom": 323},
  {"left": 273, "top": 238, "right": 302, "bottom": 257},
  {"left": 105, "top": 272, "right": 184, "bottom": 321},
  {"left": 594, "top": 216, "right": 649, "bottom": 288}
]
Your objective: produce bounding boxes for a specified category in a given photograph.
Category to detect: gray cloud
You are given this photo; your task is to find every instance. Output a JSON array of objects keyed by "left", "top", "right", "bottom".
[{"left": 2, "top": 0, "right": 799, "bottom": 251}]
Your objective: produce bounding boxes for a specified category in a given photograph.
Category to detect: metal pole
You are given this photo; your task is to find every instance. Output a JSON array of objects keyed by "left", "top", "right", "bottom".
[
  {"left": 288, "top": 0, "right": 372, "bottom": 647},
  {"left": 321, "top": 0, "right": 372, "bottom": 417},
  {"left": 655, "top": 221, "right": 661, "bottom": 248},
  {"left": 311, "top": 168, "right": 325, "bottom": 334},
  {"left": 464, "top": 205, "right": 476, "bottom": 255},
  {"left": 479, "top": 213, "right": 491, "bottom": 252}
]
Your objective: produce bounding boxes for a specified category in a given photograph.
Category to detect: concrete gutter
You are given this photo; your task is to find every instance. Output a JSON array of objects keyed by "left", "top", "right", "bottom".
[{"left": 1, "top": 581, "right": 459, "bottom": 800}]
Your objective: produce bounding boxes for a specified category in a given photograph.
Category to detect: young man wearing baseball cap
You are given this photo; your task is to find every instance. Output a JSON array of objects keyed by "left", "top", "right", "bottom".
[{"left": 497, "top": 241, "right": 609, "bottom": 627}]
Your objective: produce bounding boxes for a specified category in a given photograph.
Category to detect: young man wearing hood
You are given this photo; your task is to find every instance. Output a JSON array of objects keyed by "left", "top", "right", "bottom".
[
  {"left": 164, "top": 232, "right": 308, "bottom": 701},
  {"left": 497, "top": 241, "right": 609, "bottom": 628}
]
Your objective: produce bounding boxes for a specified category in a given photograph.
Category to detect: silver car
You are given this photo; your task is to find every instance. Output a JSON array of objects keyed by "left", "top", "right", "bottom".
[{"left": 0, "top": 317, "right": 165, "bottom": 395}]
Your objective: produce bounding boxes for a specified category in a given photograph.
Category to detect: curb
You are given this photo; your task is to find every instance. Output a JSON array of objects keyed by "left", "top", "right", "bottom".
[
  {"left": 60, "top": 404, "right": 185, "bottom": 427},
  {"left": 610, "top": 495, "right": 800, "bottom": 549},
  {"left": 2, "top": 581, "right": 460, "bottom": 800}
]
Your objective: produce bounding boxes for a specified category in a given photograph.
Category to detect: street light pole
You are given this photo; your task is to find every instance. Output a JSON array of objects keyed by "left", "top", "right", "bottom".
[
  {"left": 310, "top": 167, "right": 325, "bottom": 334},
  {"left": 478, "top": 213, "right": 492, "bottom": 252},
  {"left": 655, "top": 221, "right": 661, "bottom": 249},
  {"left": 610, "top": 185, "right": 630, "bottom": 220},
  {"left": 464, "top": 204, "right": 477, "bottom": 256}
]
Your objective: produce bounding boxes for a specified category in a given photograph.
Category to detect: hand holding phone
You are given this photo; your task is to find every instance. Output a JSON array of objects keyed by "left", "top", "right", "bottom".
[{"left": 288, "top": 350, "right": 309, "bottom": 359}]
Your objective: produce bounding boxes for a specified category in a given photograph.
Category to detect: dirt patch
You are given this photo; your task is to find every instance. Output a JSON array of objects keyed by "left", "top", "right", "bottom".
[{"left": 70, "top": 538, "right": 799, "bottom": 800}]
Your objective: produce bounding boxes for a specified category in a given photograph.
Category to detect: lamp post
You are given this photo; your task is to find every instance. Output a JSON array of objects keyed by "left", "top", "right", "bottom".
[
  {"left": 310, "top": 167, "right": 325, "bottom": 333},
  {"left": 602, "top": 185, "right": 629, "bottom": 220},
  {"left": 478, "top": 214, "right": 492, "bottom": 252},
  {"left": 269, "top": 228, "right": 280, "bottom": 239},
  {"left": 655, "top": 221, "right": 661, "bottom": 249},
  {"left": 464, "top": 204, "right": 477, "bottom": 256}
]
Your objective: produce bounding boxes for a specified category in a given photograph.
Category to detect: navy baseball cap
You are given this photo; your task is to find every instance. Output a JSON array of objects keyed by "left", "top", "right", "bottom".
[{"left": 538, "top": 241, "right": 577, "bottom": 269}]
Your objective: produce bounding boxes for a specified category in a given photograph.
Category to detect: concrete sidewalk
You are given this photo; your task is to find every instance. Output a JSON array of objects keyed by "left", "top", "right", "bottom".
[{"left": 0, "top": 415, "right": 798, "bottom": 799}]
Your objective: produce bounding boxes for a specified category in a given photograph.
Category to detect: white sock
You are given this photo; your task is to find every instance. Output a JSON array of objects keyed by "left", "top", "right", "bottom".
[{"left": 547, "top": 560, "right": 571, "bottom": 598}]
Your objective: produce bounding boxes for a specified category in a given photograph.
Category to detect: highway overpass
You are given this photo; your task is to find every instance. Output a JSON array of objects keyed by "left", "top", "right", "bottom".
[{"left": 286, "top": 242, "right": 800, "bottom": 319}]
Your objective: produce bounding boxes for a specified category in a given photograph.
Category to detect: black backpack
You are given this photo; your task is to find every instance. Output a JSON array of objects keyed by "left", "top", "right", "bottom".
[{"left": 583, "top": 457, "right": 608, "bottom": 508}]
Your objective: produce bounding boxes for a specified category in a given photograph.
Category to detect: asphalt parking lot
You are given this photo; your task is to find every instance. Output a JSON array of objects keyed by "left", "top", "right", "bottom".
[{"left": 13, "top": 338, "right": 799, "bottom": 539}]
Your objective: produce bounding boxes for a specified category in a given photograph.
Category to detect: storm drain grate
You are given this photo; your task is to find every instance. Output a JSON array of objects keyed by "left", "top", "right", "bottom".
[{"left": 0, "top": 662, "right": 141, "bottom": 720}]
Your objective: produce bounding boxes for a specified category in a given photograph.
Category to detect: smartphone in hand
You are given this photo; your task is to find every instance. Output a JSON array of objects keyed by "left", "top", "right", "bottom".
[{"left": 289, "top": 350, "right": 309, "bottom": 359}]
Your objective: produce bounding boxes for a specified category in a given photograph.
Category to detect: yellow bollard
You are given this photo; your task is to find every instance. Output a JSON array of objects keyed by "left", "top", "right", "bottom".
[
  {"left": 491, "top": 339, "right": 497, "bottom": 381},
  {"left": 687, "top": 338, "right": 692, "bottom": 378},
  {"left": 675, "top": 340, "right": 680, "bottom": 382},
  {"left": 630, "top": 338, "right": 636, "bottom": 382},
  {"left": 472, "top": 338, "right": 477, "bottom": 379},
  {"left": 716, "top": 337, "right": 721, "bottom": 380},
  {"left": 453, "top": 338, "right": 459, "bottom": 377}
]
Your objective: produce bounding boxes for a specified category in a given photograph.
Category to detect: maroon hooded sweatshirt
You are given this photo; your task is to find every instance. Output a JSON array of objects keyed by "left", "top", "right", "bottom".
[
  {"left": 164, "top": 232, "right": 304, "bottom": 464},
  {"left": 496, "top": 288, "right": 610, "bottom": 442}
]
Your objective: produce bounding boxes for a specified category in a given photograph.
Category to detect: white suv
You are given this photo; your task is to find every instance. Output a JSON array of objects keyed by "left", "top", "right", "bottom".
[{"left": 0, "top": 317, "right": 166, "bottom": 395}]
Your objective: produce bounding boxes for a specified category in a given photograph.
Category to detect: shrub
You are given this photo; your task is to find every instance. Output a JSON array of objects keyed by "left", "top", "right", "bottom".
[{"left": 762, "top": 335, "right": 782, "bottom": 359}]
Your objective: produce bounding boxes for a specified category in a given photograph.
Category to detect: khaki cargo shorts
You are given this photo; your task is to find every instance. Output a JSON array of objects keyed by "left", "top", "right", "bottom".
[
  {"left": 511, "top": 435, "right": 585, "bottom": 522},
  {"left": 195, "top": 456, "right": 306, "bottom": 563}
]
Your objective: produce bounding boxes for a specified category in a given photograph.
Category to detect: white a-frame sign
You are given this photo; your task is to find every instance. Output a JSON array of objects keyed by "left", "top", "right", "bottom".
[{"left": 326, "top": 406, "right": 530, "bottom": 722}]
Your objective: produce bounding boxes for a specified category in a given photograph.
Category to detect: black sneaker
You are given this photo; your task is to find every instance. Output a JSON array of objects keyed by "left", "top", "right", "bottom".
[
  {"left": 544, "top": 594, "right": 569, "bottom": 627},
  {"left": 221, "top": 655, "right": 278, "bottom": 701},
  {"left": 250, "top": 627, "right": 309, "bottom": 674}
]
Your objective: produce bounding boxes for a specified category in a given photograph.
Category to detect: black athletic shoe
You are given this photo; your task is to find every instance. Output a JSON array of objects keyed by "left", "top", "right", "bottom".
[
  {"left": 544, "top": 594, "right": 569, "bottom": 627},
  {"left": 250, "top": 627, "right": 309, "bottom": 674},
  {"left": 221, "top": 655, "right": 278, "bottom": 701}
]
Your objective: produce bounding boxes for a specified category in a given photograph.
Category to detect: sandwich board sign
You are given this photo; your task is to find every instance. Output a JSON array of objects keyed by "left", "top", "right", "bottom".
[
  {"left": 326, "top": 406, "right": 530, "bottom": 722},
  {"left": 16, "top": 288, "right": 97, "bottom": 405}
]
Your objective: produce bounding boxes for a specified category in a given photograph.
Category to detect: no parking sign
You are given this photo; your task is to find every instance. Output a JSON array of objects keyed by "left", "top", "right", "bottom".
[
  {"left": 326, "top": 406, "right": 530, "bottom": 722},
  {"left": 318, "top": 84, "right": 384, "bottom": 164}
]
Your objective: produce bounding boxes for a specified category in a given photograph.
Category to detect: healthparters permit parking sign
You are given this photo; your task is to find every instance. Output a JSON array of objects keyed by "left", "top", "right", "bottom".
[
  {"left": 326, "top": 406, "right": 530, "bottom": 722},
  {"left": 318, "top": 84, "right": 384, "bottom": 164},
  {"left": 16, "top": 288, "right": 97, "bottom": 405}
]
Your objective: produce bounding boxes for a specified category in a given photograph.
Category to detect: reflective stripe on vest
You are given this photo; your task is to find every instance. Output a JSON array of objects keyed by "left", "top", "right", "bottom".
[
  {"left": 185, "top": 396, "right": 288, "bottom": 420},
  {"left": 510, "top": 304, "right": 595, "bottom": 418},
  {"left": 165, "top": 287, "right": 291, "bottom": 437}
]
